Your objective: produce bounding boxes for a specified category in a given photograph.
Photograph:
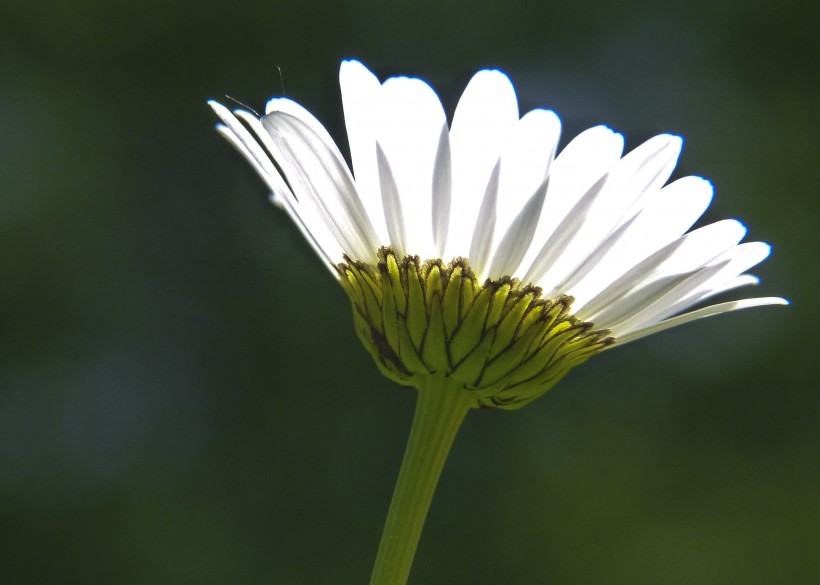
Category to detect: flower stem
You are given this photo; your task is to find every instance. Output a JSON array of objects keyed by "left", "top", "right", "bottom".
[{"left": 368, "top": 375, "right": 474, "bottom": 585}]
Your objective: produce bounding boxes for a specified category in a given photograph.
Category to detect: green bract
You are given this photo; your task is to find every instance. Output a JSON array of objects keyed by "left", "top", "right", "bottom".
[{"left": 339, "top": 248, "right": 613, "bottom": 410}]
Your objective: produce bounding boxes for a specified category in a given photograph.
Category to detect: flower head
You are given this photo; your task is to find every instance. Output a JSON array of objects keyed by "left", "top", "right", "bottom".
[{"left": 210, "top": 60, "right": 786, "bottom": 408}]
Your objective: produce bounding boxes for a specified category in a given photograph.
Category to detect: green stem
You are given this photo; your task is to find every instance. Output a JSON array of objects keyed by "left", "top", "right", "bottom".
[{"left": 368, "top": 375, "right": 474, "bottom": 585}]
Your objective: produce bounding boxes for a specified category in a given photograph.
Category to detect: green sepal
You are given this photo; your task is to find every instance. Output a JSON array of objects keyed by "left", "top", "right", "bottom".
[
  {"left": 485, "top": 282, "right": 511, "bottom": 330},
  {"left": 345, "top": 261, "right": 383, "bottom": 332},
  {"left": 381, "top": 267, "right": 400, "bottom": 355},
  {"left": 424, "top": 263, "right": 444, "bottom": 311},
  {"left": 450, "top": 329, "right": 495, "bottom": 386},
  {"left": 489, "top": 291, "right": 535, "bottom": 361},
  {"left": 397, "top": 318, "right": 431, "bottom": 375},
  {"left": 442, "top": 265, "right": 463, "bottom": 339},
  {"left": 449, "top": 286, "right": 492, "bottom": 365},
  {"left": 503, "top": 324, "right": 583, "bottom": 387},
  {"left": 384, "top": 252, "right": 407, "bottom": 315},
  {"left": 480, "top": 315, "right": 547, "bottom": 386},
  {"left": 459, "top": 269, "right": 476, "bottom": 321},
  {"left": 351, "top": 309, "right": 409, "bottom": 385},
  {"left": 405, "top": 258, "right": 427, "bottom": 351},
  {"left": 422, "top": 291, "right": 449, "bottom": 373}
]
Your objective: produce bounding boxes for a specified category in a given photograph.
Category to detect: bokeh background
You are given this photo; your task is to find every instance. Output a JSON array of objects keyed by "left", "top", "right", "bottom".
[{"left": 2, "top": 0, "right": 818, "bottom": 583}]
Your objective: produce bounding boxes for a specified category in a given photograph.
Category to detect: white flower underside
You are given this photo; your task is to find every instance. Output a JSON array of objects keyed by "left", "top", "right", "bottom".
[{"left": 210, "top": 60, "right": 787, "bottom": 346}]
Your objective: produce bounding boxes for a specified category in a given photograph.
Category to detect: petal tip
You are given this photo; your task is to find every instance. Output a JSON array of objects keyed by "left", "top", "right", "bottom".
[
  {"left": 265, "top": 96, "right": 302, "bottom": 115},
  {"left": 339, "top": 58, "right": 379, "bottom": 85},
  {"left": 470, "top": 68, "right": 515, "bottom": 92},
  {"left": 208, "top": 99, "right": 230, "bottom": 116},
  {"left": 689, "top": 175, "right": 713, "bottom": 188}
]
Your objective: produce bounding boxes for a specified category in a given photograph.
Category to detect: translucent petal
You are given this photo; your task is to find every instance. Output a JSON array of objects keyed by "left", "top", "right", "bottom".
[
  {"left": 523, "top": 173, "right": 609, "bottom": 286},
  {"left": 613, "top": 298, "right": 789, "bottom": 346},
  {"left": 468, "top": 160, "right": 501, "bottom": 278},
  {"left": 648, "top": 219, "right": 747, "bottom": 279},
  {"left": 487, "top": 175, "right": 549, "bottom": 279},
  {"left": 265, "top": 97, "right": 345, "bottom": 158},
  {"left": 624, "top": 242, "right": 773, "bottom": 330},
  {"left": 339, "top": 59, "right": 389, "bottom": 244},
  {"left": 446, "top": 69, "right": 518, "bottom": 260},
  {"left": 492, "top": 109, "right": 560, "bottom": 261},
  {"left": 261, "top": 111, "right": 379, "bottom": 261},
  {"left": 549, "top": 214, "right": 638, "bottom": 295},
  {"left": 265, "top": 98, "right": 380, "bottom": 260},
  {"left": 376, "top": 75, "right": 447, "bottom": 259},
  {"left": 211, "top": 104, "right": 343, "bottom": 269},
  {"left": 375, "top": 141, "right": 407, "bottom": 256},
  {"left": 210, "top": 101, "right": 282, "bottom": 190},
  {"left": 520, "top": 126, "right": 625, "bottom": 276},
  {"left": 431, "top": 124, "right": 452, "bottom": 257},
  {"left": 607, "top": 134, "right": 682, "bottom": 220},
  {"left": 606, "top": 260, "right": 732, "bottom": 334},
  {"left": 568, "top": 176, "right": 714, "bottom": 306},
  {"left": 577, "top": 219, "right": 746, "bottom": 322},
  {"left": 535, "top": 134, "right": 682, "bottom": 292}
]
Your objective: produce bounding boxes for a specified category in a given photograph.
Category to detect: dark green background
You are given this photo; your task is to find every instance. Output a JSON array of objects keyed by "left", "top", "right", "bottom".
[{"left": 2, "top": 0, "right": 817, "bottom": 583}]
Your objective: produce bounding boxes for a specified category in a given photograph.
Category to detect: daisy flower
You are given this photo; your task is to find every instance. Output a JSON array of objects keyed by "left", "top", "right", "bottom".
[
  {"left": 209, "top": 59, "right": 786, "bottom": 585},
  {"left": 210, "top": 59, "right": 786, "bottom": 409}
]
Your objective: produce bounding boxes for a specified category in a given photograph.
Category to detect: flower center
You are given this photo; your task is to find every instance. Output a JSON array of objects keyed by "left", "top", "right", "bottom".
[{"left": 338, "top": 247, "right": 613, "bottom": 409}]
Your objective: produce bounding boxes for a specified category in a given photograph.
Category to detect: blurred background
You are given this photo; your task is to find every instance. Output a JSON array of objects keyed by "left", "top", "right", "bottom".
[{"left": 1, "top": 0, "right": 818, "bottom": 583}]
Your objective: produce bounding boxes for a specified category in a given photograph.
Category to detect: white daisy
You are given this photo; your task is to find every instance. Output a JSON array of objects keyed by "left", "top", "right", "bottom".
[{"left": 210, "top": 59, "right": 787, "bottom": 408}]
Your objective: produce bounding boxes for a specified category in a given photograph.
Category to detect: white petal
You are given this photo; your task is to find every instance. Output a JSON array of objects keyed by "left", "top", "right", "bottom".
[
  {"left": 537, "top": 134, "right": 683, "bottom": 292},
  {"left": 211, "top": 103, "right": 344, "bottom": 269},
  {"left": 261, "top": 111, "right": 379, "bottom": 261},
  {"left": 523, "top": 173, "right": 609, "bottom": 286},
  {"left": 631, "top": 176, "right": 713, "bottom": 244},
  {"left": 339, "top": 59, "right": 389, "bottom": 245},
  {"left": 492, "top": 109, "right": 561, "bottom": 269},
  {"left": 612, "top": 297, "right": 789, "bottom": 346},
  {"left": 446, "top": 69, "right": 518, "bottom": 260},
  {"left": 647, "top": 219, "right": 747, "bottom": 278},
  {"left": 265, "top": 97, "right": 384, "bottom": 259},
  {"left": 375, "top": 75, "right": 447, "bottom": 258},
  {"left": 606, "top": 259, "right": 732, "bottom": 334},
  {"left": 702, "top": 274, "right": 760, "bottom": 297},
  {"left": 228, "top": 110, "right": 297, "bottom": 201},
  {"left": 431, "top": 124, "right": 452, "bottom": 257},
  {"left": 549, "top": 213, "right": 639, "bottom": 295},
  {"left": 487, "top": 175, "right": 549, "bottom": 279},
  {"left": 568, "top": 176, "right": 714, "bottom": 306},
  {"left": 626, "top": 242, "right": 773, "bottom": 329},
  {"left": 653, "top": 274, "right": 764, "bottom": 320},
  {"left": 468, "top": 160, "right": 501, "bottom": 277},
  {"left": 520, "top": 125, "right": 625, "bottom": 277},
  {"left": 265, "top": 97, "right": 344, "bottom": 156},
  {"left": 210, "top": 101, "right": 282, "bottom": 192},
  {"left": 375, "top": 141, "right": 407, "bottom": 255},
  {"left": 577, "top": 219, "right": 747, "bottom": 322},
  {"left": 607, "top": 134, "right": 683, "bottom": 221}
]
